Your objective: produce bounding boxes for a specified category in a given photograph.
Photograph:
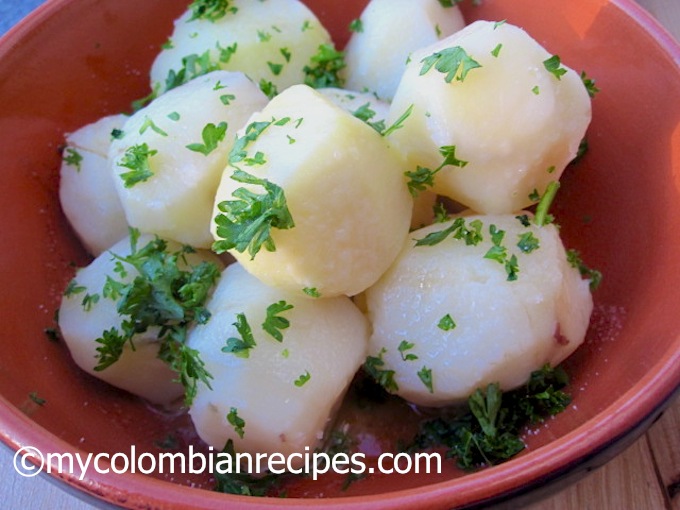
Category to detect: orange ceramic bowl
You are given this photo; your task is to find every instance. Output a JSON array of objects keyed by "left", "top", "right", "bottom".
[{"left": 0, "top": 0, "right": 678, "bottom": 508}]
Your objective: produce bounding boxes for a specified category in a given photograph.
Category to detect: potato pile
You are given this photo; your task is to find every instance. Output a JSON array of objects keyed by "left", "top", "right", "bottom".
[{"left": 57, "top": 0, "right": 596, "bottom": 469}]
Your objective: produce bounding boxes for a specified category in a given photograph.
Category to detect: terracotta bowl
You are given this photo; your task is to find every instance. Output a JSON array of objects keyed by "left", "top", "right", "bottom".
[{"left": 0, "top": 0, "right": 678, "bottom": 508}]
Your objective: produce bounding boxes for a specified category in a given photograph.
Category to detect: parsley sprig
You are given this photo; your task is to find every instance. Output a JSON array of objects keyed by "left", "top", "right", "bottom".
[
  {"left": 405, "top": 145, "right": 467, "bottom": 196},
  {"left": 93, "top": 228, "right": 220, "bottom": 406},
  {"left": 188, "top": 0, "right": 238, "bottom": 22},
  {"left": 419, "top": 46, "right": 482, "bottom": 83}
]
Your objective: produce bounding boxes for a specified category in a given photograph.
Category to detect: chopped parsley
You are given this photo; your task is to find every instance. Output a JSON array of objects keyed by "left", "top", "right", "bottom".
[
  {"left": 217, "top": 42, "right": 238, "bottom": 63},
  {"left": 349, "top": 18, "right": 363, "bottom": 33},
  {"left": 163, "top": 51, "right": 220, "bottom": 93},
  {"left": 63, "top": 147, "right": 83, "bottom": 171},
  {"left": 398, "top": 340, "right": 418, "bottom": 361},
  {"left": 491, "top": 43, "right": 503, "bottom": 58},
  {"left": 227, "top": 407, "right": 246, "bottom": 438},
  {"left": 483, "top": 224, "right": 519, "bottom": 281},
  {"left": 517, "top": 232, "right": 540, "bottom": 254},
  {"left": 414, "top": 217, "right": 483, "bottom": 247},
  {"left": 259, "top": 79, "right": 279, "bottom": 99},
  {"left": 188, "top": 0, "right": 238, "bottom": 22},
  {"left": 186, "top": 121, "right": 228, "bottom": 156},
  {"left": 438, "top": 314, "right": 456, "bottom": 331},
  {"left": 408, "top": 364, "right": 571, "bottom": 470},
  {"left": 580, "top": 70, "right": 600, "bottom": 98},
  {"left": 567, "top": 249, "right": 602, "bottom": 291},
  {"left": 419, "top": 46, "right": 482, "bottom": 83},
  {"left": 294, "top": 371, "right": 311, "bottom": 387},
  {"left": 92, "top": 228, "right": 220, "bottom": 406},
  {"left": 303, "top": 44, "right": 346, "bottom": 89},
  {"left": 222, "top": 312, "right": 257, "bottom": 358},
  {"left": 302, "top": 287, "right": 320, "bottom": 298},
  {"left": 364, "top": 348, "right": 398, "bottom": 392},
  {"left": 117, "top": 143, "right": 157, "bottom": 188},
  {"left": 262, "top": 300, "right": 293, "bottom": 342},
  {"left": 214, "top": 440, "right": 281, "bottom": 496},
  {"left": 382, "top": 104, "right": 413, "bottom": 137},
  {"left": 139, "top": 116, "right": 168, "bottom": 137},
  {"left": 212, "top": 169, "right": 295, "bottom": 259},
  {"left": 417, "top": 366, "right": 434, "bottom": 393},
  {"left": 543, "top": 54, "right": 567, "bottom": 80},
  {"left": 28, "top": 392, "right": 46, "bottom": 406}
]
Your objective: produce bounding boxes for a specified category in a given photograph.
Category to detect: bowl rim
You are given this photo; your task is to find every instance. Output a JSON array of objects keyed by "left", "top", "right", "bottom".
[{"left": 0, "top": 0, "right": 679, "bottom": 508}]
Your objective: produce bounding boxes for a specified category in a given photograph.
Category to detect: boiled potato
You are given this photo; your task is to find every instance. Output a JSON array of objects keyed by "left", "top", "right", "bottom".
[
  {"left": 109, "top": 71, "right": 267, "bottom": 248},
  {"left": 364, "top": 212, "right": 593, "bottom": 407},
  {"left": 187, "top": 263, "right": 368, "bottom": 464},
  {"left": 150, "top": 0, "right": 332, "bottom": 96},
  {"left": 58, "top": 234, "right": 224, "bottom": 405},
  {"left": 388, "top": 20, "right": 592, "bottom": 214},
  {"left": 343, "top": 0, "right": 465, "bottom": 101},
  {"left": 211, "top": 84, "right": 413, "bottom": 297},
  {"left": 59, "top": 114, "right": 129, "bottom": 256}
]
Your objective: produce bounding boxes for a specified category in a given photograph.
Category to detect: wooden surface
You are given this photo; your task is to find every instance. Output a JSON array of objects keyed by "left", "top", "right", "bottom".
[{"left": 0, "top": 0, "right": 678, "bottom": 509}]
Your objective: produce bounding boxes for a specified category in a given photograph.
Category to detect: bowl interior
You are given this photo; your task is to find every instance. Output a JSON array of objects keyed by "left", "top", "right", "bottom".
[{"left": 0, "top": 0, "right": 679, "bottom": 508}]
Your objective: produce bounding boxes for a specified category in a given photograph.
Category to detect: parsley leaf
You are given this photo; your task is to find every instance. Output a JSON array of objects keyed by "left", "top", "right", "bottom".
[
  {"left": 186, "top": 121, "right": 228, "bottom": 156},
  {"left": 163, "top": 51, "right": 220, "bottom": 93},
  {"left": 262, "top": 300, "right": 293, "bottom": 342},
  {"left": 213, "top": 169, "right": 295, "bottom": 259},
  {"left": 118, "top": 143, "right": 157, "bottom": 188},
  {"left": 543, "top": 55, "right": 567, "bottom": 80},
  {"left": 222, "top": 312, "right": 257, "bottom": 358},
  {"left": 364, "top": 348, "right": 399, "bottom": 392},
  {"left": 420, "top": 46, "right": 482, "bottom": 83},
  {"left": 398, "top": 340, "right": 418, "bottom": 361},
  {"left": 580, "top": 70, "right": 600, "bottom": 98},
  {"left": 418, "top": 366, "right": 434, "bottom": 393}
]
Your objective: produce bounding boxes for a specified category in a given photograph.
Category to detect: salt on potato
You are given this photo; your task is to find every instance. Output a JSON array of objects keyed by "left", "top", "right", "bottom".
[
  {"left": 211, "top": 84, "right": 413, "bottom": 297},
  {"left": 109, "top": 71, "right": 267, "bottom": 249},
  {"left": 187, "top": 263, "right": 368, "bottom": 464},
  {"left": 58, "top": 234, "right": 224, "bottom": 405},
  {"left": 388, "top": 20, "right": 592, "bottom": 214},
  {"left": 364, "top": 212, "right": 593, "bottom": 407},
  {"left": 343, "top": 0, "right": 465, "bottom": 101},
  {"left": 59, "top": 114, "right": 129, "bottom": 256},
  {"left": 150, "top": 0, "right": 332, "bottom": 96}
]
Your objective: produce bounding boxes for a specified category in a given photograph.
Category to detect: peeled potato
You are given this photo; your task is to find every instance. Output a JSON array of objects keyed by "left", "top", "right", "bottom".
[
  {"left": 364, "top": 212, "right": 593, "bottom": 407},
  {"left": 388, "top": 20, "right": 592, "bottom": 214},
  {"left": 58, "top": 234, "right": 224, "bottom": 405},
  {"left": 109, "top": 71, "right": 267, "bottom": 248},
  {"left": 317, "top": 87, "right": 390, "bottom": 129},
  {"left": 187, "top": 263, "right": 368, "bottom": 463},
  {"left": 150, "top": 0, "right": 332, "bottom": 96},
  {"left": 343, "top": 0, "right": 465, "bottom": 101},
  {"left": 59, "top": 114, "right": 129, "bottom": 256},
  {"left": 211, "top": 84, "right": 413, "bottom": 297}
]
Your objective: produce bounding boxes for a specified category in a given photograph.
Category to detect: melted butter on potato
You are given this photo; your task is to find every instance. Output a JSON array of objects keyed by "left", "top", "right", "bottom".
[
  {"left": 150, "top": 0, "right": 332, "bottom": 96},
  {"left": 212, "top": 84, "right": 413, "bottom": 297},
  {"left": 364, "top": 212, "right": 593, "bottom": 407},
  {"left": 187, "top": 263, "right": 368, "bottom": 465},
  {"left": 109, "top": 71, "right": 267, "bottom": 248},
  {"left": 388, "top": 20, "right": 592, "bottom": 214},
  {"left": 59, "top": 114, "right": 129, "bottom": 256},
  {"left": 343, "top": 0, "right": 465, "bottom": 101}
]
